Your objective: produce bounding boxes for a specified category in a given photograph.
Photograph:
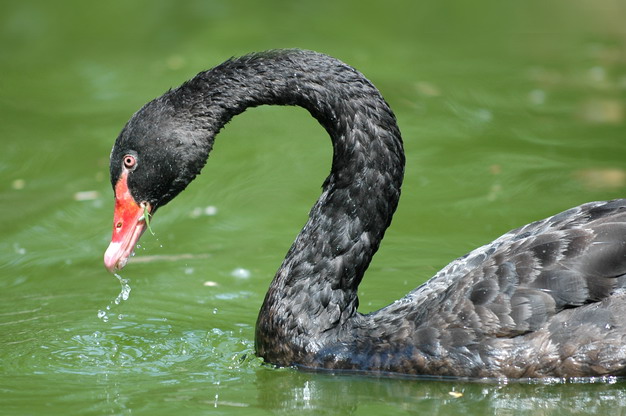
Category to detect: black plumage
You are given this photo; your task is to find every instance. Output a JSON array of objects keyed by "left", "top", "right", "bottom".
[{"left": 107, "top": 49, "right": 626, "bottom": 378}]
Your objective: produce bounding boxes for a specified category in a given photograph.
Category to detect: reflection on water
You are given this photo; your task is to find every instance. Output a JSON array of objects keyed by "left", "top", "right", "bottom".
[{"left": 255, "top": 370, "right": 626, "bottom": 415}]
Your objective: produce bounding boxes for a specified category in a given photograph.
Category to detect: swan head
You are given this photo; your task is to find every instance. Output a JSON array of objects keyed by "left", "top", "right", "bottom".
[{"left": 104, "top": 97, "right": 212, "bottom": 273}]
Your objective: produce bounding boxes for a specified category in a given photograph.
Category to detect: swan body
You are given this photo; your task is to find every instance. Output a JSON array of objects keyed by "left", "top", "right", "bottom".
[{"left": 104, "top": 49, "right": 626, "bottom": 378}]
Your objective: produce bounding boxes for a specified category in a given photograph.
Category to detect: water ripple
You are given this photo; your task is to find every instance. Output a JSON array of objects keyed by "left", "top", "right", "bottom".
[{"left": 31, "top": 325, "right": 261, "bottom": 380}]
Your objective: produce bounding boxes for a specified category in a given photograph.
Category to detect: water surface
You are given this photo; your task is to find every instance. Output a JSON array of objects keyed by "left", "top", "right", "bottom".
[{"left": 1, "top": 1, "right": 626, "bottom": 414}]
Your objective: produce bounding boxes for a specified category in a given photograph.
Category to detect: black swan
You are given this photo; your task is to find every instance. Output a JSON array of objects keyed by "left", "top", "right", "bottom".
[{"left": 104, "top": 49, "right": 626, "bottom": 378}]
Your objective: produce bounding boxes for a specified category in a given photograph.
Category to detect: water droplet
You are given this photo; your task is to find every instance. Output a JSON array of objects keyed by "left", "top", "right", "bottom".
[
  {"left": 98, "top": 274, "right": 132, "bottom": 323},
  {"left": 191, "top": 205, "right": 218, "bottom": 218},
  {"left": 115, "top": 274, "right": 132, "bottom": 302},
  {"left": 231, "top": 267, "right": 251, "bottom": 279}
]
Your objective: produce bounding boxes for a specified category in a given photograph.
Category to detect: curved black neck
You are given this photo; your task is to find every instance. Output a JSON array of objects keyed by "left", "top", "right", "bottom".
[{"left": 167, "top": 50, "right": 405, "bottom": 363}]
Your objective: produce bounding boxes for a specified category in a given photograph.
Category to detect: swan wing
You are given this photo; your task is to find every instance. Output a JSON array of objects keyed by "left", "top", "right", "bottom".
[{"left": 382, "top": 199, "right": 626, "bottom": 339}]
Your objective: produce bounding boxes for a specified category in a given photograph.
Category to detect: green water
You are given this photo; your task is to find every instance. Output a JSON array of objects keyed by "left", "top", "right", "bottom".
[{"left": 2, "top": 1, "right": 626, "bottom": 414}]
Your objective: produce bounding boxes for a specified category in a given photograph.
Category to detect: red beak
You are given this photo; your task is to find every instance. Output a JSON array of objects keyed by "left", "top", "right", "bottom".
[{"left": 104, "top": 171, "right": 151, "bottom": 273}]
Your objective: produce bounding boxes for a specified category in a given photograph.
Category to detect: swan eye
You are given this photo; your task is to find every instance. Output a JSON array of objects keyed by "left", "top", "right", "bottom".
[{"left": 123, "top": 155, "right": 137, "bottom": 170}]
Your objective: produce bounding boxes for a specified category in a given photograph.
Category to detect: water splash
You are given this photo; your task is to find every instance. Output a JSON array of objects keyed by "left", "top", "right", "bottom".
[
  {"left": 114, "top": 273, "right": 132, "bottom": 303},
  {"left": 98, "top": 273, "right": 132, "bottom": 322}
]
